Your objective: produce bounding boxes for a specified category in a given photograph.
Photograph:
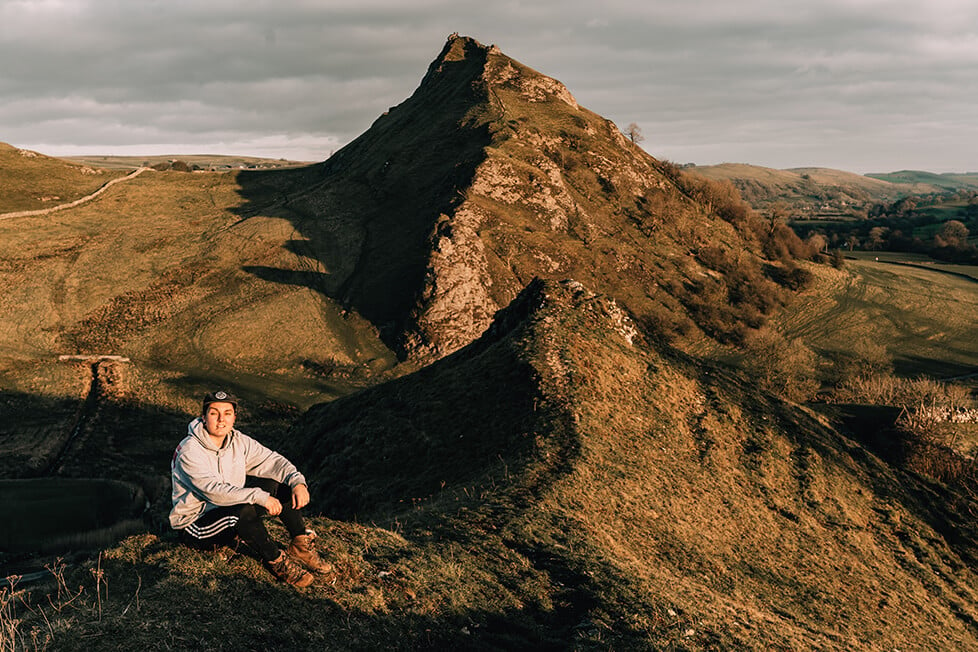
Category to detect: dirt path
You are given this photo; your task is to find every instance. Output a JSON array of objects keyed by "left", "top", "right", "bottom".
[
  {"left": 42, "top": 357, "right": 129, "bottom": 476},
  {"left": 0, "top": 167, "right": 150, "bottom": 220}
]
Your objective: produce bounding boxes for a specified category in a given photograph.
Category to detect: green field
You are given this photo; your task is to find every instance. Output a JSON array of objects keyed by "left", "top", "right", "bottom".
[
  {"left": 777, "top": 255, "right": 978, "bottom": 380},
  {"left": 846, "top": 251, "right": 978, "bottom": 281}
]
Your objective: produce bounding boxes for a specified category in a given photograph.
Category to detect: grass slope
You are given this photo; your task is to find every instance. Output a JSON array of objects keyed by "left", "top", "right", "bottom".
[
  {"left": 0, "top": 162, "right": 398, "bottom": 485},
  {"left": 692, "top": 163, "right": 918, "bottom": 217},
  {"left": 0, "top": 143, "right": 129, "bottom": 213},
  {"left": 775, "top": 258, "right": 978, "bottom": 380},
  {"left": 867, "top": 170, "right": 978, "bottom": 192},
  {"left": 22, "top": 279, "right": 978, "bottom": 650}
]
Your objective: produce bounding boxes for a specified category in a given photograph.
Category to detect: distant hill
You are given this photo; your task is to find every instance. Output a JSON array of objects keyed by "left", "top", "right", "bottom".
[
  {"left": 64, "top": 153, "right": 313, "bottom": 171},
  {"left": 691, "top": 162, "right": 922, "bottom": 218},
  {"left": 866, "top": 169, "right": 978, "bottom": 192}
]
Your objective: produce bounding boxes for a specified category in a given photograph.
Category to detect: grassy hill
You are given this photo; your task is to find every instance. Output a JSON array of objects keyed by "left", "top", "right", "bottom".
[
  {"left": 0, "top": 143, "right": 130, "bottom": 213},
  {"left": 11, "top": 279, "right": 978, "bottom": 650},
  {"left": 0, "top": 158, "right": 398, "bottom": 489},
  {"left": 867, "top": 170, "right": 978, "bottom": 192},
  {"left": 691, "top": 162, "right": 921, "bottom": 218},
  {"left": 0, "top": 34, "right": 795, "bottom": 488}
]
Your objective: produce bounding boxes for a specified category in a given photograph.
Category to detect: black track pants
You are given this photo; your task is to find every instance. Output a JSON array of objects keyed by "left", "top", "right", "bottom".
[{"left": 178, "top": 477, "right": 306, "bottom": 562}]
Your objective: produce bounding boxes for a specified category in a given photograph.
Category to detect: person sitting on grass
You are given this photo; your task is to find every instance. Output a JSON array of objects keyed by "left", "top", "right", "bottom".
[{"left": 169, "top": 390, "right": 331, "bottom": 588}]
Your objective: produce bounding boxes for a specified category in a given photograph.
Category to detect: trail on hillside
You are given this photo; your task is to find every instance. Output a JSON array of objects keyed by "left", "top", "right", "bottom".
[
  {"left": 41, "top": 357, "right": 128, "bottom": 476},
  {"left": 0, "top": 167, "right": 149, "bottom": 220}
]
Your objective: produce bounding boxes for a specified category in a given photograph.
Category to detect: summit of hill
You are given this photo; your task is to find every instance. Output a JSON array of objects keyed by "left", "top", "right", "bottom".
[{"left": 239, "top": 34, "right": 800, "bottom": 362}]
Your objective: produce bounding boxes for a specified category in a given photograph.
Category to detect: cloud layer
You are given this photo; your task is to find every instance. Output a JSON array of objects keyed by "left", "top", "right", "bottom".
[{"left": 2, "top": 0, "right": 976, "bottom": 172}]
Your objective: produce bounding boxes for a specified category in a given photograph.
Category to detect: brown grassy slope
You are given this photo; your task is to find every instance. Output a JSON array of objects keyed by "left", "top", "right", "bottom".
[
  {"left": 0, "top": 164, "right": 398, "bottom": 466},
  {"left": 0, "top": 143, "right": 129, "bottom": 213},
  {"left": 1, "top": 166, "right": 395, "bottom": 389},
  {"left": 235, "top": 35, "right": 781, "bottom": 363},
  {"left": 692, "top": 162, "right": 918, "bottom": 216},
  {"left": 285, "top": 278, "right": 978, "bottom": 650},
  {"left": 12, "top": 279, "right": 978, "bottom": 650}
]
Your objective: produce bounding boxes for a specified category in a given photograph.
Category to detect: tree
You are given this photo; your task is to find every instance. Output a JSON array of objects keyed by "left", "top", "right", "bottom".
[
  {"left": 936, "top": 220, "right": 969, "bottom": 248},
  {"left": 867, "top": 226, "right": 889, "bottom": 250},
  {"left": 805, "top": 232, "right": 828, "bottom": 256},
  {"left": 623, "top": 123, "right": 645, "bottom": 144},
  {"left": 742, "top": 328, "right": 819, "bottom": 402}
]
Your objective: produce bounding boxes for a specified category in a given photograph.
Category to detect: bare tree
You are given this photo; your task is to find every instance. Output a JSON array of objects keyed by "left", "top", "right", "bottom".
[{"left": 623, "top": 123, "right": 645, "bottom": 144}]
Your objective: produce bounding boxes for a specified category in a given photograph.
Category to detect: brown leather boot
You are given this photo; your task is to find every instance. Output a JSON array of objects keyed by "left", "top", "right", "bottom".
[
  {"left": 267, "top": 552, "right": 314, "bottom": 588},
  {"left": 287, "top": 532, "right": 333, "bottom": 574}
]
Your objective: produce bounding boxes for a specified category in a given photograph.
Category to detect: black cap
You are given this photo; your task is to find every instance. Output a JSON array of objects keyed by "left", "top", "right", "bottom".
[{"left": 202, "top": 390, "right": 238, "bottom": 414}]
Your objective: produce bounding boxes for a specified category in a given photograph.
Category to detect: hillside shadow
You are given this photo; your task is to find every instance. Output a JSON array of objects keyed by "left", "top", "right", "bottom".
[
  {"left": 0, "top": 388, "right": 187, "bottom": 574},
  {"left": 0, "top": 389, "right": 84, "bottom": 479},
  {"left": 892, "top": 352, "right": 977, "bottom": 380},
  {"left": 230, "top": 38, "right": 495, "bottom": 356}
]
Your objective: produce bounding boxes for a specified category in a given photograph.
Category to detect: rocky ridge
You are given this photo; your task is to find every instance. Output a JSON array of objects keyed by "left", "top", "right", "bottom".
[
  {"left": 287, "top": 277, "right": 978, "bottom": 649},
  {"left": 270, "top": 34, "right": 773, "bottom": 363}
]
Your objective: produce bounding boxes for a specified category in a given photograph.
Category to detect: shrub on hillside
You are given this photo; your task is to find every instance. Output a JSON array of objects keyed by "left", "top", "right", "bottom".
[
  {"left": 668, "top": 247, "right": 787, "bottom": 343},
  {"left": 741, "top": 328, "right": 819, "bottom": 402},
  {"left": 825, "top": 338, "right": 892, "bottom": 389},
  {"left": 762, "top": 223, "right": 812, "bottom": 263},
  {"left": 766, "top": 262, "right": 814, "bottom": 291},
  {"left": 633, "top": 300, "right": 694, "bottom": 342},
  {"left": 685, "top": 287, "right": 751, "bottom": 344},
  {"left": 659, "top": 160, "right": 761, "bottom": 238}
]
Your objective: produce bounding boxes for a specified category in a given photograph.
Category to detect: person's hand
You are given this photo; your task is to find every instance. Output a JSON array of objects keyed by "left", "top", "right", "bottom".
[
  {"left": 264, "top": 495, "right": 282, "bottom": 516},
  {"left": 292, "top": 484, "right": 310, "bottom": 510}
]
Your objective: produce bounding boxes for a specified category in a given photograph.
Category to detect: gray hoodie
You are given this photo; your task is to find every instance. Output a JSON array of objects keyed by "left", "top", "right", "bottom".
[{"left": 169, "top": 417, "right": 306, "bottom": 530}]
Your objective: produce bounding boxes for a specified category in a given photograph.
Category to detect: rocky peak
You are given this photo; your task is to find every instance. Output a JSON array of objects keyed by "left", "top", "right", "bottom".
[{"left": 289, "top": 35, "right": 771, "bottom": 364}]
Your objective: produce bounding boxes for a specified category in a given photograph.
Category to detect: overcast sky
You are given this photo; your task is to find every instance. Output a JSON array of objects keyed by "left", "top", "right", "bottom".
[{"left": 2, "top": 0, "right": 976, "bottom": 173}]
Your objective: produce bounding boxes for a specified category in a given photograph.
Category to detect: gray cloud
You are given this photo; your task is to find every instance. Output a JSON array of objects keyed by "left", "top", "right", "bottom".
[{"left": 2, "top": 0, "right": 976, "bottom": 171}]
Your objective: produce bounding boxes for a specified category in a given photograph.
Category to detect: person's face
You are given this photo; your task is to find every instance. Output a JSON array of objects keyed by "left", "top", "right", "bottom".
[{"left": 203, "top": 402, "right": 236, "bottom": 439}]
